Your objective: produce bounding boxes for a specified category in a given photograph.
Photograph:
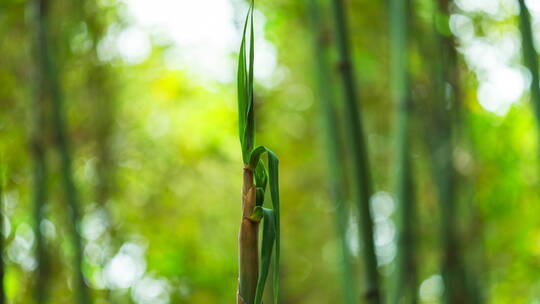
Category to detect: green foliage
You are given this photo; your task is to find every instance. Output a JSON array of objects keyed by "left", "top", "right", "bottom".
[
  {"left": 255, "top": 160, "right": 268, "bottom": 206},
  {"left": 237, "top": 1, "right": 255, "bottom": 164},
  {"left": 254, "top": 207, "right": 275, "bottom": 304},
  {"left": 249, "top": 147, "right": 280, "bottom": 303}
]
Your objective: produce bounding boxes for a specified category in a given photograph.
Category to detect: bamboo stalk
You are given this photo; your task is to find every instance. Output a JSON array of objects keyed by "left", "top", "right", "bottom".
[
  {"left": 30, "top": 4, "right": 50, "bottom": 298},
  {"left": 430, "top": 1, "right": 467, "bottom": 302},
  {"left": 517, "top": 0, "right": 540, "bottom": 150},
  {"left": 33, "top": 0, "right": 91, "bottom": 303},
  {"left": 238, "top": 166, "right": 259, "bottom": 304},
  {"left": 236, "top": 6, "right": 280, "bottom": 304},
  {"left": 236, "top": 6, "right": 259, "bottom": 302},
  {"left": 389, "top": 0, "right": 417, "bottom": 303},
  {"left": 329, "top": 0, "right": 381, "bottom": 302},
  {"left": 307, "top": 0, "right": 356, "bottom": 303},
  {"left": 30, "top": 128, "right": 48, "bottom": 304}
]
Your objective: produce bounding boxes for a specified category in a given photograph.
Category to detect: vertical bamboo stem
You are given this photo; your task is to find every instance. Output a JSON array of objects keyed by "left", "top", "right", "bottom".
[
  {"left": 31, "top": 149, "right": 48, "bottom": 304},
  {"left": 431, "top": 1, "right": 467, "bottom": 302},
  {"left": 34, "top": 0, "right": 91, "bottom": 303},
  {"left": 329, "top": 0, "right": 381, "bottom": 302},
  {"left": 30, "top": 11, "right": 49, "bottom": 299},
  {"left": 238, "top": 167, "right": 259, "bottom": 304},
  {"left": 30, "top": 1, "right": 52, "bottom": 300},
  {"left": 389, "top": 0, "right": 417, "bottom": 303},
  {"left": 307, "top": 0, "right": 356, "bottom": 303}
]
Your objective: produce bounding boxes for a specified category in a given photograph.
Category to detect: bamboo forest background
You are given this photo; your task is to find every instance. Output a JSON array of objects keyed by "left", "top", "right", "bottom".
[{"left": 0, "top": 0, "right": 539, "bottom": 303}]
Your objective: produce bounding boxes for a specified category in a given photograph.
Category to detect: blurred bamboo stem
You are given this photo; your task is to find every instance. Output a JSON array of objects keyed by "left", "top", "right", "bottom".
[
  {"left": 238, "top": 166, "right": 259, "bottom": 304},
  {"left": 307, "top": 0, "right": 356, "bottom": 303},
  {"left": 329, "top": 0, "right": 381, "bottom": 302},
  {"left": 389, "top": 0, "right": 418, "bottom": 303},
  {"left": 31, "top": 1, "right": 50, "bottom": 299},
  {"left": 31, "top": 132, "right": 48, "bottom": 304},
  {"left": 431, "top": 0, "right": 467, "bottom": 302},
  {"left": 34, "top": 0, "right": 91, "bottom": 303},
  {"left": 86, "top": 11, "right": 120, "bottom": 302},
  {"left": 517, "top": 0, "right": 540, "bottom": 148}
]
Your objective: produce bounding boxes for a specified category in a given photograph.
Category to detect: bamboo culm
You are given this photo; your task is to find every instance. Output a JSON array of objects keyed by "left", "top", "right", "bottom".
[
  {"left": 307, "top": 0, "right": 356, "bottom": 303},
  {"left": 238, "top": 166, "right": 259, "bottom": 304},
  {"left": 34, "top": 0, "right": 91, "bottom": 303},
  {"left": 389, "top": 0, "right": 418, "bottom": 303},
  {"left": 31, "top": 141, "right": 48, "bottom": 304},
  {"left": 329, "top": 0, "right": 381, "bottom": 302},
  {"left": 31, "top": 5, "right": 50, "bottom": 298},
  {"left": 431, "top": 0, "right": 467, "bottom": 302}
]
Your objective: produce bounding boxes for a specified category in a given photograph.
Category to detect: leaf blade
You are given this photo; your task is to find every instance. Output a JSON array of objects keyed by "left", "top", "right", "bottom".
[
  {"left": 254, "top": 208, "right": 276, "bottom": 304},
  {"left": 244, "top": 1, "right": 255, "bottom": 158},
  {"left": 248, "top": 146, "right": 281, "bottom": 304},
  {"left": 237, "top": 4, "right": 252, "bottom": 162},
  {"left": 266, "top": 150, "right": 280, "bottom": 304}
]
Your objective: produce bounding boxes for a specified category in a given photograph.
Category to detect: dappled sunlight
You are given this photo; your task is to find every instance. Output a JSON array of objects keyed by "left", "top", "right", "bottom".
[
  {"left": 104, "top": 242, "right": 147, "bottom": 289},
  {"left": 452, "top": 0, "right": 527, "bottom": 115},
  {"left": 112, "top": 0, "right": 280, "bottom": 85},
  {"left": 7, "top": 223, "right": 36, "bottom": 272},
  {"left": 370, "top": 192, "right": 396, "bottom": 266},
  {"left": 419, "top": 274, "right": 444, "bottom": 303}
]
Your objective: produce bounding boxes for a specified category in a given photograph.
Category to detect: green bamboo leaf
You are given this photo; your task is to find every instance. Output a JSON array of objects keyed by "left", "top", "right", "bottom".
[
  {"left": 255, "top": 160, "right": 268, "bottom": 206},
  {"left": 247, "top": 145, "right": 281, "bottom": 303},
  {"left": 256, "top": 187, "right": 265, "bottom": 206},
  {"left": 237, "top": 40, "right": 246, "bottom": 156},
  {"left": 237, "top": 4, "right": 251, "bottom": 163},
  {"left": 266, "top": 150, "right": 280, "bottom": 304},
  {"left": 254, "top": 208, "right": 275, "bottom": 304},
  {"left": 249, "top": 205, "right": 264, "bottom": 222},
  {"left": 248, "top": 145, "right": 267, "bottom": 169},
  {"left": 248, "top": 0, "right": 254, "bottom": 103},
  {"left": 243, "top": 1, "right": 255, "bottom": 159},
  {"left": 255, "top": 159, "right": 268, "bottom": 190}
]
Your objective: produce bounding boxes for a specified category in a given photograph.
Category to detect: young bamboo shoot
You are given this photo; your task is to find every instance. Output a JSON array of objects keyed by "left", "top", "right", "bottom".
[{"left": 236, "top": 3, "right": 281, "bottom": 304}]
